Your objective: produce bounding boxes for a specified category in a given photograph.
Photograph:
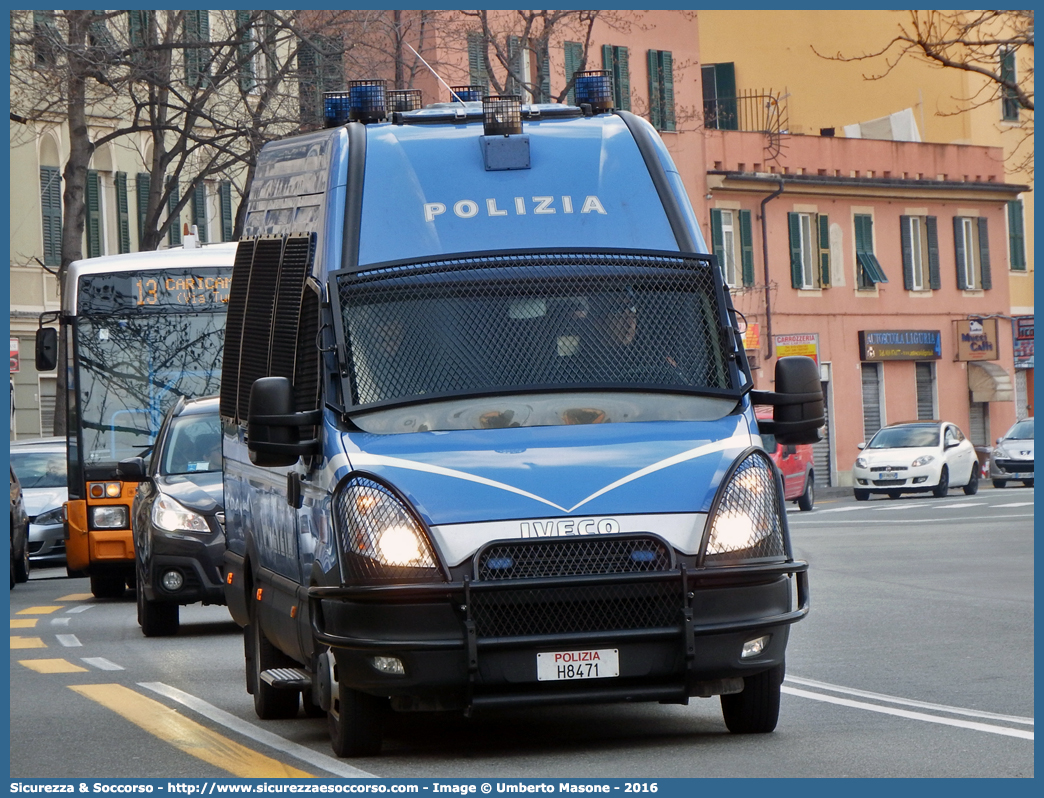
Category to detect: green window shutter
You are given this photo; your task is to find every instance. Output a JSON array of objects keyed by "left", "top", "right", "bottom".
[
  {"left": 953, "top": 217, "right": 968, "bottom": 290},
  {"left": 899, "top": 215, "right": 914, "bottom": 290},
  {"left": 506, "top": 35, "right": 521, "bottom": 96},
  {"left": 977, "top": 217, "right": 991, "bottom": 290},
  {"left": 925, "top": 216, "right": 941, "bottom": 290},
  {"left": 85, "top": 169, "right": 101, "bottom": 259},
  {"left": 167, "top": 179, "right": 181, "bottom": 246},
  {"left": 220, "top": 181, "right": 234, "bottom": 242},
  {"left": 128, "top": 10, "right": 144, "bottom": 49},
  {"left": 185, "top": 10, "right": 210, "bottom": 86},
  {"left": 192, "top": 182, "right": 208, "bottom": 243},
  {"left": 297, "top": 37, "right": 318, "bottom": 125},
  {"left": 614, "top": 46, "right": 630, "bottom": 111},
  {"left": 739, "top": 209, "right": 755, "bottom": 287},
  {"left": 788, "top": 212, "right": 803, "bottom": 288},
  {"left": 136, "top": 172, "right": 151, "bottom": 248},
  {"left": 1000, "top": 50, "right": 1019, "bottom": 121},
  {"left": 40, "top": 167, "right": 62, "bottom": 268},
  {"left": 467, "top": 32, "right": 489, "bottom": 93},
  {"left": 564, "top": 41, "right": 582, "bottom": 104},
  {"left": 238, "top": 10, "right": 254, "bottom": 92},
  {"left": 647, "top": 50, "right": 662, "bottom": 129},
  {"left": 539, "top": 50, "right": 551, "bottom": 103},
  {"left": 659, "top": 51, "right": 675, "bottom": 131},
  {"left": 709, "top": 209, "right": 726, "bottom": 282},
  {"left": 115, "top": 172, "right": 130, "bottom": 254},
  {"left": 714, "top": 62, "right": 738, "bottom": 130},
  {"left": 818, "top": 213, "right": 830, "bottom": 287},
  {"left": 1008, "top": 200, "right": 1025, "bottom": 270}
]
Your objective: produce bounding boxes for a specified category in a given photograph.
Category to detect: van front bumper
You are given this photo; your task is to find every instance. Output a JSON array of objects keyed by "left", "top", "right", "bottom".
[{"left": 309, "top": 561, "right": 807, "bottom": 711}]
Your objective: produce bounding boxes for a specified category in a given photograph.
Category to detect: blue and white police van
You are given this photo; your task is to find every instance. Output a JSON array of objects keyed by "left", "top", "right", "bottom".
[{"left": 218, "top": 77, "right": 823, "bottom": 757}]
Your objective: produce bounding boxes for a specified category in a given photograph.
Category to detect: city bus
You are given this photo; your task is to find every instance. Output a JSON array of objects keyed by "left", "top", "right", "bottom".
[{"left": 35, "top": 240, "right": 236, "bottom": 598}]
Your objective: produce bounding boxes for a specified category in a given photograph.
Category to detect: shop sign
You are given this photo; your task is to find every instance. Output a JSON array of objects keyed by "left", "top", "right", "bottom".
[
  {"left": 955, "top": 318, "right": 999, "bottom": 361},
  {"left": 742, "top": 323, "right": 760, "bottom": 350},
  {"left": 774, "top": 333, "right": 819, "bottom": 365},
  {"left": 9, "top": 338, "right": 18, "bottom": 373},
  {"left": 1013, "top": 315, "right": 1034, "bottom": 367},
  {"left": 858, "top": 330, "right": 941, "bottom": 361}
]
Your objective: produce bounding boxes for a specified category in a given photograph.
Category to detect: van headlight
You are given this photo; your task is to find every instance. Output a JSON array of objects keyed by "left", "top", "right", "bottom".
[
  {"left": 334, "top": 475, "right": 443, "bottom": 583},
  {"left": 704, "top": 450, "right": 787, "bottom": 562}
]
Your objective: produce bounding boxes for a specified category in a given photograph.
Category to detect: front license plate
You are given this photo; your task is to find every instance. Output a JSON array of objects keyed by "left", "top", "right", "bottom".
[
  {"left": 536, "top": 648, "right": 619, "bottom": 681},
  {"left": 878, "top": 472, "right": 899, "bottom": 479}
]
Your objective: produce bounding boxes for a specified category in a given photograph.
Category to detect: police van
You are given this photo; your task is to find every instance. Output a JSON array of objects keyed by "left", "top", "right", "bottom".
[{"left": 219, "top": 77, "right": 823, "bottom": 757}]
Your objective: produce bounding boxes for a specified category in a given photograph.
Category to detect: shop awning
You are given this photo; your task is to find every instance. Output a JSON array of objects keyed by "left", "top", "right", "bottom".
[{"left": 968, "top": 361, "right": 1013, "bottom": 402}]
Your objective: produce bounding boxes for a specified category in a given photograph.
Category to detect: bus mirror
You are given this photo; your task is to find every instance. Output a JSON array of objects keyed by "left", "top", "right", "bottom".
[
  {"left": 749, "top": 356, "right": 824, "bottom": 445},
  {"left": 36, "top": 327, "right": 58, "bottom": 371},
  {"left": 247, "top": 377, "right": 321, "bottom": 468},
  {"left": 117, "top": 457, "right": 148, "bottom": 481}
]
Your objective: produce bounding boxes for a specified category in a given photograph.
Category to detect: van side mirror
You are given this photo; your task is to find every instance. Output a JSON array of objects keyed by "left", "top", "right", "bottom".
[
  {"left": 750, "top": 356, "right": 825, "bottom": 445},
  {"left": 247, "top": 377, "right": 321, "bottom": 468},
  {"left": 117, "top": 457, "right": 148, "bottom": 481},
  {"left": 36, "top": 327, "right": 58, "bottom": 371}
]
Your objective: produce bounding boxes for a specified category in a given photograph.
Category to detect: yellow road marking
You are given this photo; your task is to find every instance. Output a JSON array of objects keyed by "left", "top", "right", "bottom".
[
  {"left": 70, "top": 685, "right": 313, "bottom": 778},
  {"left": 10, "top": 618, "right": 38, "bottom": 628},
  {"left": 20, "top": 658, "right": 88, "bottom": 673},
  {"left": 17, "top": 606, "right": 62, "bottom": 615},
  {"left": 11, "top": 636, "right": 46, "bottom": 649},
  {"left": 57, "top": 593, "right": 94, "bottom": 601}
]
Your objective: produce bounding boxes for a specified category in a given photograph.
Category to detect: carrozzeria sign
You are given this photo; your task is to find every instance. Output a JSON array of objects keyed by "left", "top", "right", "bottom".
[{"left": 858, "top": 330, "right": 942, "bottom": 361}]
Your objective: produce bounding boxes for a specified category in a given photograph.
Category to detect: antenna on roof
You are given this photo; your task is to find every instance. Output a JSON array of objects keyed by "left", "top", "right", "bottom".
[{"left": 404, "top": 41, "right": 467, "bottom": 106}]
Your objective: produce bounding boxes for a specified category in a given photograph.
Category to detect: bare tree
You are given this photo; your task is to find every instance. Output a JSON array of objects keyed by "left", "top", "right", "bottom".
[{"left": 814, "top": 10, "right": 1034, "bottom": 175}]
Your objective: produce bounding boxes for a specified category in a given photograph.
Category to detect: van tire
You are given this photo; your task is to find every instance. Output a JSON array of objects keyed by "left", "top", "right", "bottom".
[
  {"left": 721, "top": 662, "right": 783, "bottom": 734},
  {"left": 328, "top": 676, "right": 385, "bottom": 757},
  {"left": 797, "top": 475, "right": 814, "bottom": 512},
  {"left": 249, "top": 606, "right": 300, "bottom": 720}
]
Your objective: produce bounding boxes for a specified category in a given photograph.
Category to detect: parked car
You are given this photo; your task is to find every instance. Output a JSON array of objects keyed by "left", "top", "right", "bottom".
[
  {"left": 10, "top": 466, "right": 30, "bottom": 588},
  {"left": 758, "top": 409, "right": 815, "bottom": 510},
  {"left": 990, "top": 417, "right": 1034, "bottom": 488},
  {"left": 852, "top": 421, "right": 979, "bottom": 500},
  {"left": 119, "top": 396, "right": 225, "bottom": 636},
  {"left": 9, "top": 437, "right": 68, "bottom": 566}
]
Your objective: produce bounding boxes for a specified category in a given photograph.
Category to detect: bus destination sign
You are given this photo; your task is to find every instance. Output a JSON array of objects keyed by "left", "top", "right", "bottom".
[{"left": 78, "top": 268, "right": 233, "bottom": 313}]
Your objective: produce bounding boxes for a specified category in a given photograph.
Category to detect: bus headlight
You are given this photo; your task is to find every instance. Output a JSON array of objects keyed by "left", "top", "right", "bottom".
[
  {"left": 704, "top": 450, "right": 786, "bottom": 562},
  {"left": 152, "top": 494, "right": 210, "bottom": 534},
  {"left": 335, "top": 476, "right": 442, "bottom": 582},
  {"left": 91, "top": 505, "right": 129, "bottom": 529}
]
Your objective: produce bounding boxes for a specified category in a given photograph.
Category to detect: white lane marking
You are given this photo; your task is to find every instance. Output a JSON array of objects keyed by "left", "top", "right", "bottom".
[
  {"left": 782, "top": 687, "right": 1033, "bottom": 740},
  {"left": 81, "top": 657, "right": 124, "bottom": 671},
  {"left": 50, "top": 617, "right": 71, "bottom": 626},
  {"left": 815, "top": 506, "right": 865, "bottom": 514},
  {"left": 995, "top": 502, "right": 1034, "bottom": 508},
  {"left": 140, "top": 682, "right": 377, "bottom": 779},
  {"left": 65, "top": 605, "right": 94, "bottom": 614},
  {"left": 791, "top": 514, "right": 1032, "bottom": 525},
  {"left": 56, "top": 634, "right": 82, "bottom": 647},
  {"left": 786, "top": 676, "right": 1033, "bottom": 725},
  {"left": 933, "top": 502, "right": 987, "bottom": 509}
]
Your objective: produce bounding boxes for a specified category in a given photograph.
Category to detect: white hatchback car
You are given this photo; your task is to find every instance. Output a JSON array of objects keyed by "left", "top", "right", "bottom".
[{"left": 852, "top": 421, "right": 979, "bottom": 500}]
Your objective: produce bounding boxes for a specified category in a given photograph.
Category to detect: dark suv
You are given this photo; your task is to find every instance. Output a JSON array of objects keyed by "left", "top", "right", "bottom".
[{"left": 120, "top": 396, "right": 225, "bottom": 636}]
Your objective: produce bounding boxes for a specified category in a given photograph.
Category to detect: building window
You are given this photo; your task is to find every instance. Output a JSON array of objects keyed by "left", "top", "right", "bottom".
[
  {"left": 219, "top": 181, "right": 235, "bottom": 242},
  {"left": 298, "top": 34, "right": 344, "bottom": 128},
  {"left": 114, "top": 172, "right": 131, "bottom": 254},
  {"left": 40, "top": 166, "right": 62, "bottom": 268},
  {"left": 563, "top": 41, "right": 583, "bottom": 104},
  {"left": 711, "top": 209, "right": 753, "bottom": 288},
  {"left": 85, "top": 169, "right": 102, "bottom": 258},
  {"left": 788, "top": 212, "right": 830, "bottom": 289},
  {"left": 33, "top": 10, "right": 62, "bottom": 67},
  {"left": 601, "top": 45, "right": 631, "bottom": 110},
  {"left": 167, "top": 178, "right": 182, "bottom": 247},
  {"left": 1000, "top": 48, "right": 1019, "bottom": 122},
  {"left": 467, "top": 32, "right": 489, "bottom": 94},
  {"left": 954, "top": 216, "right": 992, "bottom": 290},
  {"left": 192, "top": 182, "right": 209, "bottom": 243},
  {"left": 900, "top": 215, "right": 941, "bottom": 291},
  {"left": 184, "top": 10, "right": 210, "bottom": 87},
  {"left": 136, "top": 172, "right": 151, "bottom": 249},
  {"left": 647, "top": 49, "right": 675, "bottom": 131},
  {"left": 127, "top": 11, "right": 154, "bottom": 73},
  {"left": 854, "top": 213, "right": 888, "bottom": 289},
  {"left": 702, "top": 62, "right": 737, "bottom": 130},
  {"left": 1007, "top": 199, "right": 1026, "bottom": 271}
]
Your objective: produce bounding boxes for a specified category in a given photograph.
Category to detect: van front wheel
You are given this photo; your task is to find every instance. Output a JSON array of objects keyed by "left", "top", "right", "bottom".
[
  {"left": 720, "top": 663, "right": 784, "bottom": 734},
  {"left": 328, "top": 675, "right": 385, "bottom": 757}
]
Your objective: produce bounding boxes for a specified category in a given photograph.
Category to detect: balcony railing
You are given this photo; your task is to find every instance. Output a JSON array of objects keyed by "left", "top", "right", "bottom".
[{"left": 704, "top": 90, "right": 788, "bottom": 134}]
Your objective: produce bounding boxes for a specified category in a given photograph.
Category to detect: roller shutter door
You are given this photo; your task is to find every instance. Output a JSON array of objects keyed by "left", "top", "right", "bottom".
[
  {"left": 812, "top": 380, "right": 831, "bottom": 486},
  {"left": 916, "top": 362, "right": 935, "bottom": 420},
  {"left": 861, "top": 363, "right": 882, "bottom": 442}
]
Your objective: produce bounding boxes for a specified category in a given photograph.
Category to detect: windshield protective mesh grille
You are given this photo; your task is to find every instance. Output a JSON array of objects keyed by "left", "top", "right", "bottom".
[{"left": 335, "top": 251, "right": 734, "bottom": 409}]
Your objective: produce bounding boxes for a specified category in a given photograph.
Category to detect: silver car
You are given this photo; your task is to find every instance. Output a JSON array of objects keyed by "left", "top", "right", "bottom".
[
  {"left": 9, "top": 437, "right": 68, "bottom": 566},
  {"left": 990, "top": 417, "right": 1034, "bottom": 489}
]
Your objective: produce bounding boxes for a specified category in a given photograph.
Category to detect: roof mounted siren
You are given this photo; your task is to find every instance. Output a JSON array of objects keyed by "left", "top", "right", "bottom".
[
  {"left": 388, "top": 89, "right": 423, "bottom": 112},
  {"left": 482, "top": 95, "right": 523, "bottom": 136},
  {"left": 450, "top": 85, "right": 485, "bottom": 103},
  {"left": 574, "top": 70, "right": 614, "bottom": 114},
  {"left": 348, "top": 79, "right": 388, "bottom": 124},
  {"left": 323, "top": 91, "right": 352, "bottom": 128}
]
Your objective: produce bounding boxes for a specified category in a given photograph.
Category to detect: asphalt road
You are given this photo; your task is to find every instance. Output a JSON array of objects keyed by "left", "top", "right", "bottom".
[{"left": 8, "top": 485, "right": 1034, "bottom": 778}]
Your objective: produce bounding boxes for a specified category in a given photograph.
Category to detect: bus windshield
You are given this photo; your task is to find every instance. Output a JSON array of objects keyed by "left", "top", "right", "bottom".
[{"left": 75, "top": 312, "right": 225, "bottom": 467}]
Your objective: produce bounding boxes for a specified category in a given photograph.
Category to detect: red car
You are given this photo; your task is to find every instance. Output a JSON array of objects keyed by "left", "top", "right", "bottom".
[{"left": 757, "top": 410, "right": 816, "bottom": 511}]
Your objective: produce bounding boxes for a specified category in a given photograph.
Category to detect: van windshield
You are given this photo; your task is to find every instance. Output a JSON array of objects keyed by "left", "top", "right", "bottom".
[{"left": 336, "top": 252, "right": 739, "bottom": 422}]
